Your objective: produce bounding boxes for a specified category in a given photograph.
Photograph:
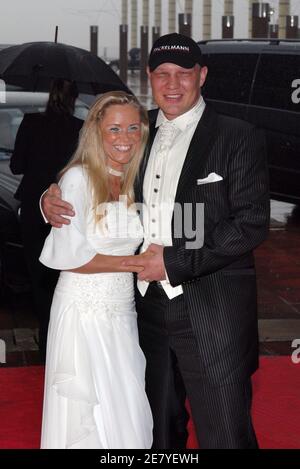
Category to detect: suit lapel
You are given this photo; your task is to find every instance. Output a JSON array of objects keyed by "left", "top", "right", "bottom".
[
  {"left": 135, "top": 120, "right": 158, "bottom": 203},
  {"left": 135, "top": 105, "right": 218, "bottom": 203},
  {"left": 141, "top": 122, "right": 158, "bottom": 184},
  {"left": 175, "top": 105, "right": 217, "bottom": 200}
]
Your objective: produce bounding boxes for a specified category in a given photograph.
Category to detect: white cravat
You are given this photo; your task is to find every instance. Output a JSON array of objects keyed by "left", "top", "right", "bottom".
[
  {"left": 138, "top": 97, "right": 206, "bottom": 299},
  {"left": 157, "top": 121, "right": 178, "bottom": 153}
]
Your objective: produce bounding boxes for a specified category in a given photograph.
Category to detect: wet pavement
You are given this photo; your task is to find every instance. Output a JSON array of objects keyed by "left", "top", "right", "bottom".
[
  {"left": 256, "top": 201, "right": 300, "bottom": 355},
  {"left": 0, "top": 199, "right": 299, "bottom": 366}
]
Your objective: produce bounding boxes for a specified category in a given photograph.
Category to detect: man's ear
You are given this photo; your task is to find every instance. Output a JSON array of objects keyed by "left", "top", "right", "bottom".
[
  {"left": 146, "top": 66, "right": 151, "bottom": 79},
  {"left": 200, "top": 66, "right": 208, "bottom": 88}
]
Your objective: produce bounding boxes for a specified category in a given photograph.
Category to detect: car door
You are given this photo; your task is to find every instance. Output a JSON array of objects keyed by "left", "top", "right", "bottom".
[
  {"left": 248, "top": 50, "right": 300, "bottom": 203},
  {"left": 201, "top": 51, "right": 259, "bottom": 121}
]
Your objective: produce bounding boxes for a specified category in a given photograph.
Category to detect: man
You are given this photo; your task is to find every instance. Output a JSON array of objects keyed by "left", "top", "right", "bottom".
[{"left": 41, "top": 33, "right": 269, "bottom": 448}]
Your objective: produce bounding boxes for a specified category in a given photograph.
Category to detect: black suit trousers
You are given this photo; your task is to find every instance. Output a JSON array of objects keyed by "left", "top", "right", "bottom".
[{"left": 136, "top": 283, "right": 258, "bottom": 449}]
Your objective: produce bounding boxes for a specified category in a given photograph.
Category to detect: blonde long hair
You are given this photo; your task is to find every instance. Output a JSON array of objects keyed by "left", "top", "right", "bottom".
[{"left": 60, "top": 91, "right": 149, "bottom": 223}]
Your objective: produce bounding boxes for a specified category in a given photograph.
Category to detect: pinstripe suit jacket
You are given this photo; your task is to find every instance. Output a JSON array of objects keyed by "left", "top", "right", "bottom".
[{"left": 135, "top": 104, "right": 270, "bottom": 386}]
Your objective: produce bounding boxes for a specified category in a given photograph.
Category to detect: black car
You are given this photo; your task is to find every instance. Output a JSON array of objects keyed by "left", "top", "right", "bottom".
[
  {"left": 198, "top": 39, "right": 300, "bottom": 204},
  {"left": 0, "top": 92, "right": 89, "bottom": 294}
]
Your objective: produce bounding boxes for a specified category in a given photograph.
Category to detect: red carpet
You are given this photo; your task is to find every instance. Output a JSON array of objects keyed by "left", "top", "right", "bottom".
[
  {"left": 0, "top": 356, "right": 299, "bottom": 449},
  {"left": 0, "top": 366, "right": 44, "bottom": 449}
]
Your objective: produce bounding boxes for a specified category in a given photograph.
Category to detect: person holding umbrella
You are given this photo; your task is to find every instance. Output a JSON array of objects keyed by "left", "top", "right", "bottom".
[
  {"left": 0, "top": 41, "right": 130, "bottom": 95},
  {"left": 39, "top": 91, "right": 153, "bottom": 449},
  {"left": 10, "top": 78, "right": 83, "bottom": 361}
]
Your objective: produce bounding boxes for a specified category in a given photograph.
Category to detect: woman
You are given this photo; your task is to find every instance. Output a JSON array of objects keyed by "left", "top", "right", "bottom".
[
  {"left": 39, "top": 91, "right": 153, "bottom": 449},
  {"left": 10, "top": 79, "right": 83, "bottom": 361}
]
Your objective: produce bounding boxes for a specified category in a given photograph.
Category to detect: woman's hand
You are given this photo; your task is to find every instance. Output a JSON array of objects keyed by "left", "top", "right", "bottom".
[
  {"left": 122, "top": 245, "right": 166, "bottom": 281},
  {"left": 120, "top": 251, "right": 149, "bottom": 273}
]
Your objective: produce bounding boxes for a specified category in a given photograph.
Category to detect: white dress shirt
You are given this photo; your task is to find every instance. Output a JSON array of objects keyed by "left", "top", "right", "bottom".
[{"left": 138, "top": 97, "right": 206, "bottom": 299}]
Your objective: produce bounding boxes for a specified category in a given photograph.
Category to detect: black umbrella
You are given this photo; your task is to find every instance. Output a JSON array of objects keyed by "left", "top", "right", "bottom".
[{"left": 0, "top": 41, "right": 131, "bottom": 95}]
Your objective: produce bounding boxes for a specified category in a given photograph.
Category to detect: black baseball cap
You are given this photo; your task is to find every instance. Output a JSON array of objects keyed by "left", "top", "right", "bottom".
[{"left": 148, "top": 33, "right": 203, "bottom": 72}]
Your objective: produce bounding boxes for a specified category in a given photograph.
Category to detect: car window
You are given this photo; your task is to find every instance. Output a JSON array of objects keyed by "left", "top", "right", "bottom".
[
  {"left": 74, "top": 105, "right": 89, "bottom": 121},
  {"left": 0, "top": 100, "right": 88, "bottom": 160},
  {"left": 0, "top": 106, "right": 47, "bottom": 160},
  {"left": 0, "top": 108, "right": 23, "bottom": 157},
  {"left": 202, "top": 53, "right": 259, "bottom": 104},
  {"left": 252, "top": 53, "right": 300, "bottom": 112}
]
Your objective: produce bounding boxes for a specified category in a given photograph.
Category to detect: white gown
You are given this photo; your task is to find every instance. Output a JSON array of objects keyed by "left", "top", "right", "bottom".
[{"left": 39, "top": 166, "right": 153, "bottom": 449}]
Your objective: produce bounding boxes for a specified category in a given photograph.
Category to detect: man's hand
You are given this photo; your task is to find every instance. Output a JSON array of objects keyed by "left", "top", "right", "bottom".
[
  {"left": 123, "top": 244, "right": 166, "bottom": 282},
  {"left": 42, "top": 183, "right": 75, "bottom": 228}
]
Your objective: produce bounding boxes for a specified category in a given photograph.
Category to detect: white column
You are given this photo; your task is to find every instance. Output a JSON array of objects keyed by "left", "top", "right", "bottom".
[
  {"left": 224, "top": 0, "right": 234, "bottom": 16},
  {"left": 168, "top": 0, "right": 176, "bottom": 33},
  {"left": 142, "top": 0, "right": 149, "bottom": 26},
  {"left": 122, "top": 0, "right": 128, "bottom": 24},
  {"left": 154, "top": 0, "right": 162, "bottom": 30},
  {"left": 131, "top": 0, "right": 138, "bottom": 48},
  {"left": 248, "top": 0, "right": 257, "bottom": 38},
  {"left": 185, "top": 0, "right": 193, "bottom": 15},
  {"left": 279, "top": 0, "right": 290, "bottom": 38},
  {"left": 203, "top": 0, "right": 212, "bottom": 40}
]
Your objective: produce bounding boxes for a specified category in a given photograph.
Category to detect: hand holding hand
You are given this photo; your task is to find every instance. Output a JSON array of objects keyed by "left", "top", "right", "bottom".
[
  {"left": 42, "top": 183, "right": 75, "bottom": 228},
  {"left": 123, "top": 244, "right": 166, "bottom": 282}
]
